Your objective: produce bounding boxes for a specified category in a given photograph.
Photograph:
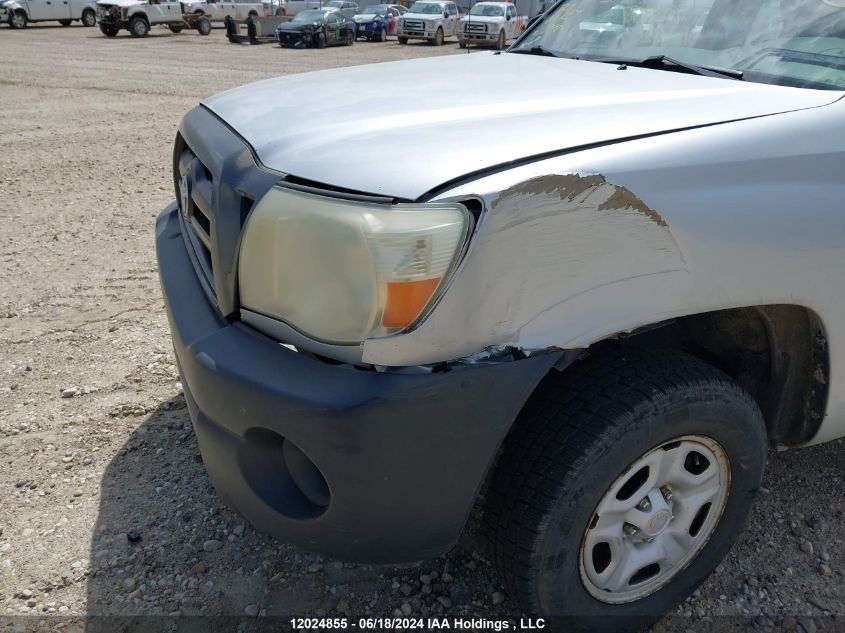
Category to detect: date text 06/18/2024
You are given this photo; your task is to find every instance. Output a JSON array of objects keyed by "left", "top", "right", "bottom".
[{"left": 289, "top": 618, "right": 547, "bottom": 630}]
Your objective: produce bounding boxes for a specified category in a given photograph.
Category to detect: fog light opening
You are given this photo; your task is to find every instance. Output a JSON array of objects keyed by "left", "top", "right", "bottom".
[{"left": 238, "top": 428, "right": 330, "bottom": 520}]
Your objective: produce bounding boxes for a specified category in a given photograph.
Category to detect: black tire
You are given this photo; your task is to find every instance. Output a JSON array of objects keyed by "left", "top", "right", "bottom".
[
  {"left": 494, "top": 28, "right": 505, "bottom": 50},
  {"left": 458, "top": 38, "right": 466, "bottom": 48},
  {"left": 168, "top": 23, "right": 183, "bottom": 33},
  {"left": 99, "top": 22, "right": 119, "bottom": 36},
  {"left": 59, "top": 18, "right": 72, "bottom": 25},
  {"left": 316, "top": 31, "right": 326, "bottom": 48},
  {"left": 81, "top": 8, "right": 96, "bottom": 26},
  {"left": 345, "top": 29, "right": 353, "bottom": 45},
  {"left": 128, "top": 15, "right": 148, "bottom": 37},
  {"left": 397, "top": 35, "right": 407, "bottom": 44},
  {"left": 195, "top": 15, "right": 211, "bottom": 35},
  {"left": 431, "top": 26, "right": 443, "bottom": 45},
  {"left": 378, "top": 26, "right": 386, "bottom": 41},
  {"left": 485, "top": 349, "right": 767, "bottom": 632},
  {"left": 9, "top": 10, "right": 26, "bottom": 29}
]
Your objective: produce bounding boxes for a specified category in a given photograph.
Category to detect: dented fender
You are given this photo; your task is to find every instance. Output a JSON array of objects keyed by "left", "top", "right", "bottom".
[{"left": 362, "top": 171, "right": 689, "bottom": 366}]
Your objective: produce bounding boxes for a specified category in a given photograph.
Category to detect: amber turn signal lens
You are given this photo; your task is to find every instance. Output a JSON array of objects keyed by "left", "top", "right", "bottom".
[{"left": 383, "top": 278, "right": 441, "bottom": 328}]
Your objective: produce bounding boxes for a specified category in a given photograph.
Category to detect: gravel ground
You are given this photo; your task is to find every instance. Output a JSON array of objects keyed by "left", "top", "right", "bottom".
[{"left": 1, "top": 22, "right": 845, "bottom": 633}]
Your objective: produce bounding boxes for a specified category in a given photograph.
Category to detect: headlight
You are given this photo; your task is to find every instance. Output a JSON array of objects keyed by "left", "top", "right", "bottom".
[{"left": 238, "top": 187, "right": 470, "bottom": 345}]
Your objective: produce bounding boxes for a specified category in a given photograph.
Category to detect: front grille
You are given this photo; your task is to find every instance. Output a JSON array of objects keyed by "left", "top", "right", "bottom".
[
  {"left": 402, "top": 19, "right": 423, "bottom": 30},
  {"left": 177, "top": 147, "right": 215, "bottom": 292},
  {"left": 172, "top": 106, "right": 281, "bottom": 316},
  {"left": 465, "top": 22, "right": 487, "bottom": 32}
]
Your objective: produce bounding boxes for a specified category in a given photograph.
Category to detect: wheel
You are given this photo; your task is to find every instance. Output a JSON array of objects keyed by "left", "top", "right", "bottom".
[
  {"left": 485, "top": 349, "right": 767, "bottom": 632},
  {"left": 316, "top": 31, "right": 326, "bottom": 48},
  {"left": 345, "top": 29, "right": 353, "bottom": 45},
  {"left": 9, "top": 10, "right": 26, "bottom": 29},
  {"left": 99, "top": 22, "right": 119, "bottom": 36},
  {"left": 195, "top": 15, "right": 211, "bottom": 35},
  {"left": 378, "top": 26, "right": 386, "bottom": 41},
  {"left": 168, "top": 23, "right": 183, "bottom": 33},
  {"left": 458, "top": 38, "right": 466, "bottom": 48},
  {"left": 494, "top": 28, "right": 505, "bottom": 50},
  {"left": 397, "top": 35, "right": 407, "bottom": 44},
  {"left": 128, "top": 15, "right": 148, "bottom": 37},
  {"left": 81, "top": 8, "right": 96, "bottom": 26},
  {"left": 431, "top": 26, "right": 443, "bottom": 45},
  {"left": 59, "top": 18, "right": 72, "bottom": 25}
]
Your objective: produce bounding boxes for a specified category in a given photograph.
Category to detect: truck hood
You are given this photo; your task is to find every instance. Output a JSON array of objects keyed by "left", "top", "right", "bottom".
[
  {"left": 460, "top": 15, "right": 503, "bottom": 23},
  {"left": 96, "top": 0, "right": 143, "bottom": 7},
  {"left": 202, "top": 52, "right": 840, "bottom": 199}
]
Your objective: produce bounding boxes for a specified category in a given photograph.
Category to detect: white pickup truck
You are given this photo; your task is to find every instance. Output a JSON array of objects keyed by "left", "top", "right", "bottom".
[
  {"left": 395, "top": 0, "right": 458, "bottom": 45},
  {"left": 458, "top": 0, "right": 525, "bottom": 49},
  {"left": 96, "top": 0, "right": 212, "bottom": 36},
  {"left": 1, "top": 0, "right": 97, "bottom": 28}
]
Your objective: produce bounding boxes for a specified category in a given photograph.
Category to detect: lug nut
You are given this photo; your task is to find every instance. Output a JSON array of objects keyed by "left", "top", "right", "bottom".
[
  {"left": 661, "top": 486, "right": 673, "bottom": 502},
  {"left": 637, "top": 497, "right": 652, "bottom": 512},
  {"left": 623, "top": 523, "right": 639, "bottom": 537}
]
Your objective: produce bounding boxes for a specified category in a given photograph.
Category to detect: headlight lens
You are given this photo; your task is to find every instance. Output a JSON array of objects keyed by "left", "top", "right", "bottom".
[{"left": 238, "top": 186, "right": 470, "bottom": 345}]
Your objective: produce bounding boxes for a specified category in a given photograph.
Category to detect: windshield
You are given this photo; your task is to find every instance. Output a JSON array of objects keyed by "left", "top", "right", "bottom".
[
  {"left": 408, "top": 2, "right": 443, "bottom": 13},
  {"left": 292, "top": 9, "right": 325, "bottom": 21},
  {"left": 511, "top": 0, "right": 845, "bottom": 90},
  {"left": 361, "top": 3, "right": 387, "bottom": 12},
  {"left": 470, "top": 3, "right": 504, "bottom": 15}
]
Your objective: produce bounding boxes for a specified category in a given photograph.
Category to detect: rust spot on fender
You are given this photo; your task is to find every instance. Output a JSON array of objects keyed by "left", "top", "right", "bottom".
[{"left": 492, "top": 173, "right": 668, "bottom": 227}]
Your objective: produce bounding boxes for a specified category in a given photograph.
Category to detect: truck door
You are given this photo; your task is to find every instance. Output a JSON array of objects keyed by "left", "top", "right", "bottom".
[
  {"left": 505, "top": 4, "right": 515, "bottom": 37},
  {"left": 24, "top": 0, "right": 58, "bottom": 20},
  {"left": 445, "top": 1, "right": 457, "bottom": 34}
]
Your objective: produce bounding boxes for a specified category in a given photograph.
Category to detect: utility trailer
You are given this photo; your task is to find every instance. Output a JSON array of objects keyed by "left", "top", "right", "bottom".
[{"left": 224, "top": 12, "right": 289, "bottom": 42}]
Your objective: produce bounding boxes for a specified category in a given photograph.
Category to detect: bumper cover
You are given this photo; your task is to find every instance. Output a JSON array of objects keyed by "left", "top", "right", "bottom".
[{"left": 156, "top": 203, "right": 557, "bottom": 562}]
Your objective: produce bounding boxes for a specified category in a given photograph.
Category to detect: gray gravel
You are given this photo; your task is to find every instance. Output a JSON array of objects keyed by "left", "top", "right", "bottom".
[{"left": 1, "top": 22, "right": 845, "bottom": 632}]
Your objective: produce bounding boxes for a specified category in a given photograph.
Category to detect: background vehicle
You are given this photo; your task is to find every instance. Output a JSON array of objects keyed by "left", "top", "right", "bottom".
[
  {"left": 395, "top": 0, "right": 457, "bottom": 44},
  {"left": 352, "top": 2, "right": 403, "bottom": 40},
  {"left": 1, "top": 0, "right": 97, "bottom": 28},
  {"left": 323, "top": 0, "right": 355, "bottom": 17},
  {"left": 458, "top": 0, "right": 525, "bottom": 49},
  {"left": 284, "top": 0, "right": 321, "bottom": 15},
  {"left": 182, "top": 0, "right": 262, "bottom": 21},
  {"left": 96, "top": 0, "right": 211, "bottom": 36},
  {"left": 274, "top": 6, "right": 353, "bottom": 46}
]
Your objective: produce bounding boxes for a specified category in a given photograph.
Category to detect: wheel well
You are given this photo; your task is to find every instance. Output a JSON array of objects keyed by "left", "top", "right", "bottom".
[
  {"left": 586, "top": 305, "right": 828, "bottom": 445},
  {"left": 130, "top": 12, "right": 149, "bottom": 22}
]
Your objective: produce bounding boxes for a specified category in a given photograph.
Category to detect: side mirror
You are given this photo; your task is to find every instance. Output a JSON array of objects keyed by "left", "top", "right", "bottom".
[{"left": 505, "top": 13, "right": 510, "bottom": 19}]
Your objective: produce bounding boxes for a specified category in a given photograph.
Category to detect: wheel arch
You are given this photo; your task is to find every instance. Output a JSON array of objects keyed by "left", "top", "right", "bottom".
[{"left": 558, "top": 304, "right": 829, "bottom": 446}]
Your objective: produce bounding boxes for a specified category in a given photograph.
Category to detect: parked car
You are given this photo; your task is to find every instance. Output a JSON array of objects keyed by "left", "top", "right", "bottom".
[
  {"left": 395, "top": 0, "right": 457, "bottom": 44},
  {"left": 457, "top": 0, "right": 525, "bottom": 49},
  {"left": 1, "top": 0, "right": 97, "bottom": 28},
  {"left": 322, "top": 0, "right": 355, "bottom": 17},
  {"left": 182, "top": 0, "right": 263, "bottom": 21},
  {"left": 158, "top": 0, "right": 845, "bottom": 629},
  {"left": 274, "top": 7, "right": 353, "bottom": 46},
  {"left": 96, "top": 0, "right": 210, "bottom": 36},
  {"left": 352, "top": 2, "right": 403, "bottom": 40}
]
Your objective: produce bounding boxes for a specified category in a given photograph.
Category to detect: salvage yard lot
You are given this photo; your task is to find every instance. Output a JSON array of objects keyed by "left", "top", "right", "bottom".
[{"left": 1, "top": 23, "right": 845, "bottom": 631}]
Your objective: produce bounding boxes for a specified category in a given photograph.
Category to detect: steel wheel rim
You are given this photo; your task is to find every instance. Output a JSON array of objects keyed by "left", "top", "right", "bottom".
[{"left": 579, "top": 435, "right": 730, "bottom": 604}]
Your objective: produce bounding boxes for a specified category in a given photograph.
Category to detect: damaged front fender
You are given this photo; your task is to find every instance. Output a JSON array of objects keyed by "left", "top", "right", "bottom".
[{"left": 362, "top": 171, "right": 689, "bottom": 366}]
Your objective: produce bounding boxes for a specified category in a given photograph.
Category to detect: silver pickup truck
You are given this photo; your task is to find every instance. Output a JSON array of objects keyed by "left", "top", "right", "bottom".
[{"left": 156, "top": 0, "right": 845, "bottom": 629}]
